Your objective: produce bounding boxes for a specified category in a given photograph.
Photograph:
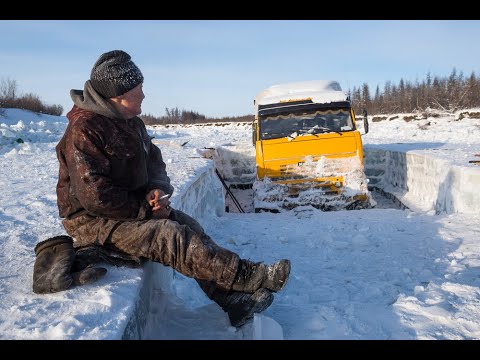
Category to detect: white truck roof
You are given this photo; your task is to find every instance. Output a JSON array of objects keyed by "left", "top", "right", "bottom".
[{"left": 255, "top": 80, "right": 349, "bottom": 113}]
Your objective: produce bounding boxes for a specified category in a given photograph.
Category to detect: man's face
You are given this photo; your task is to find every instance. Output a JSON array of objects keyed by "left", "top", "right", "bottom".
[{"left": 115, "top": 83, "right": 145, "bottom": 118}]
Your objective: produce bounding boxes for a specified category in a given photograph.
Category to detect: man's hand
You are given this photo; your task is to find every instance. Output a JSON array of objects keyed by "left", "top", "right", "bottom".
[
  {"left": 146, "top": 189, "right": 168, "bottom": 210},
  {"left": 146, "top": 189, "right": 172, "bottom": 219}
]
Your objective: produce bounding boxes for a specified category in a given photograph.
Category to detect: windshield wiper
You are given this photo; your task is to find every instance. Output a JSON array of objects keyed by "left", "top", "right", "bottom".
[{"left": 312, "top": 126, "right": 343, "bottom": 136}]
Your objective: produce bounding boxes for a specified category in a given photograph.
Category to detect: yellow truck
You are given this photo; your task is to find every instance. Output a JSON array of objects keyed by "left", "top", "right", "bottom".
[{"left": 252, "top": 80, "right": 372, "bottom": 212}]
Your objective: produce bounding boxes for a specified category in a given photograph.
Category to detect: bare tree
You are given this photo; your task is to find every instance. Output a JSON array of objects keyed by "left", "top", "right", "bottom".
[
  {"left": 0, "top": 77, "right": 63, "bottom": 115},
  {"left": 0, "top": 77, "right": 18, "bottom": 104}
]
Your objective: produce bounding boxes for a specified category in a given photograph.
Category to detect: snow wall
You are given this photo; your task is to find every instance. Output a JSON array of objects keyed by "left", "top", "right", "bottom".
[
  {"left": 364, "top": 148, "right": 480, "bottom": 215},
  {"left": 201, "top": 143, "right": 480, "bottom": 216},
  {"left": 121, "top": 165, "right": 225, "bottom": 339},
  {"left": 121, "top": 146, "right": 479, "bottom": 339}
]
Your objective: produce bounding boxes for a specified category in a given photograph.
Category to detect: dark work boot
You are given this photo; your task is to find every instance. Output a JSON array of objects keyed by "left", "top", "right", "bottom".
[
  {"left": 33, "top": 236, "right": 75, "bottom": 294},
  {"left": 231, "top": 259, "right": 291, "bottom": 293},
  {"left": 71, "top": 265, "right": 107, "bottom": 286},
  {"left": 72, "top": 245, "right": 143, "bottom": 272},
  {"left": 32, "top": 236, "right": 107, "bottom": 294},
  {"left": 209, "top": 287, "right": 274, "bottom": 327}
]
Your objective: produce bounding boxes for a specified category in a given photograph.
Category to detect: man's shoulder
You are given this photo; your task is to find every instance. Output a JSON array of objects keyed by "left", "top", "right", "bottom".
[
  {"left": 67, "top": 105, "right": 96, "bottom": 122},
  {"left": 68, "top": 108, "right": 107, "bottom": 132}
]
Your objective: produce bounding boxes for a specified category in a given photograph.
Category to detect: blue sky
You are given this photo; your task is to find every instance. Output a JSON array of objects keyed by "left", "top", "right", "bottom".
[{"left": 1, "top": 20, "right": 480, "bottom": 118}]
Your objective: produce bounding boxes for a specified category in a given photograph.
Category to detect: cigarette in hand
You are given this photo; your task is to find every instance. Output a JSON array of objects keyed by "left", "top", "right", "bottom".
[{"left": 152, "top": 193, "right": 171, "bottom": 209}]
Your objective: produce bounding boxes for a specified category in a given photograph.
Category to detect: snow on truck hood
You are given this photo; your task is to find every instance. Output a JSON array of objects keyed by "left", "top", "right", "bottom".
[{"left": 254, "top": 80, "right": 349, "bottom": 110}]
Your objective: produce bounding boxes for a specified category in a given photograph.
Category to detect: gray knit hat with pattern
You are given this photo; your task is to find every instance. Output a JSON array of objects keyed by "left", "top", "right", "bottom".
[{"left": 90, "top": 50, "right": 144, "bottom": 98}]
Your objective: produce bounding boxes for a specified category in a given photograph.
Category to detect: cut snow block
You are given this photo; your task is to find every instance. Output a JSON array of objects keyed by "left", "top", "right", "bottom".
[{"left": 252, "top": 314, "right": 284, "bottom": 340}]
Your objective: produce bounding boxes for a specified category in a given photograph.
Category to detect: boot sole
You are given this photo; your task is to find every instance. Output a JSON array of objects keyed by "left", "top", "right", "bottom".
[{"left": 269, "top": 259, "right": 291, "bottom": 292}]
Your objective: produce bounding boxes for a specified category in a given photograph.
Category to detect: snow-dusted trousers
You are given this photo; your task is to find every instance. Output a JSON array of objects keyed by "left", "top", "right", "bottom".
[{"left": 62, "top": 209, "right": 240, "bottom": 290}]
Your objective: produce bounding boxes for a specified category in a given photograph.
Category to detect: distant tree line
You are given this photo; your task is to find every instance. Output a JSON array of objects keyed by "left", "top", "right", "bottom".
[
  {"left": 4, "top": 68, "right": 480, "bottom": 121},
  {"left": 0, "top": 77, "right": 63, "bottom": 116},
  {"left": 141, "top": 107, "right": 254, "bottom": 125},
  {"left": 350, "top": 68, "right": 480, "bottom": 115}
]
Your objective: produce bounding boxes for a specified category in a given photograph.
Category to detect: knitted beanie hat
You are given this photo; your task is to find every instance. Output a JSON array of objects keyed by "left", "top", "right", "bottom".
[{"left": 90, "top": 50, "right": 144, "bottom": 98}]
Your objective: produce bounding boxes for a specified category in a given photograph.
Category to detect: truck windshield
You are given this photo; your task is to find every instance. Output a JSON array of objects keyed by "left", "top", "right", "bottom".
[{"left": 259, "top": 108, "right": 354, "bottom": 140}]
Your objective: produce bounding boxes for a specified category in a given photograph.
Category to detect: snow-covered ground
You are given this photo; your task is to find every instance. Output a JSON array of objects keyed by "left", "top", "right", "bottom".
[{"left": 0, "top": 108, "right": 479, "bottom": 339}]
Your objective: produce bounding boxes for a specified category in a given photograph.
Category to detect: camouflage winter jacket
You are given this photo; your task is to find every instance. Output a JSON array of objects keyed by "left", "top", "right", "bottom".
[{"left": 56, "top": 80, "right": 174, "bottom": 221}]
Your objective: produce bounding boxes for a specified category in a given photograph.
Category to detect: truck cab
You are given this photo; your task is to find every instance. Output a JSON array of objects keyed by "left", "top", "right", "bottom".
[{"left": 252, "top": 80, "right": 372, "bottom": 212}]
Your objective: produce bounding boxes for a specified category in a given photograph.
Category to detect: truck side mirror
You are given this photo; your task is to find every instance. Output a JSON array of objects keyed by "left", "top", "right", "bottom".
[
  {"left": 252, "top": 122, "right": 257, "bottom": 145},
  {"left": 362, "top": 109, "right": 369, "bottom": 134}
]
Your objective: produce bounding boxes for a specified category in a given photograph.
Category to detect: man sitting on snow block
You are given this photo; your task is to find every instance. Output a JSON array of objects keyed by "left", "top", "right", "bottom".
[{"left": 49, "top": 49, "right": 291, "bottom": 327}]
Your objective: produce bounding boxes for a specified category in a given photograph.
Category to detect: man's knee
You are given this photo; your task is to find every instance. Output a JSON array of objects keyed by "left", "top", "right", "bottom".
[{"left": 168, "top": 209, "right": 204, "bottom": 235}]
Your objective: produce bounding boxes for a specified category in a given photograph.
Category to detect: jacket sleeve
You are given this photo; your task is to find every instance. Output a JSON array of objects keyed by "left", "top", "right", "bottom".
[
  {"left": 146, "top": 142, "right": 174, "bottom": 195},
  {"left": 137, "top": 119, "right": 175, "bottom": 195},
  {"left": 66, "top": 123, "right": 152, "bottom": 220}
]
